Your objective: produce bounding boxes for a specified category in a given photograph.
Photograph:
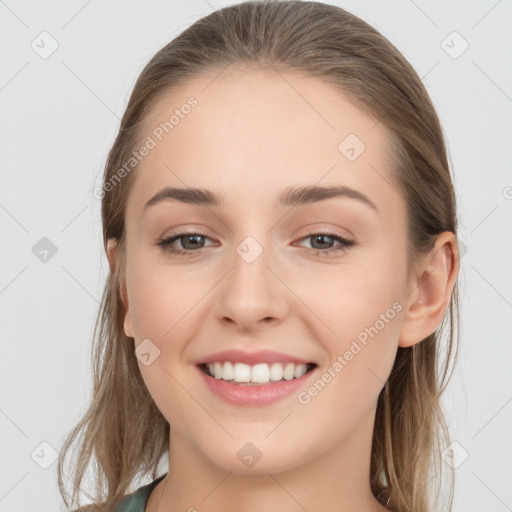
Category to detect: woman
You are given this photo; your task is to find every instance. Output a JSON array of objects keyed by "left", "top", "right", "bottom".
[{"left": 58, "top": 1, "right": 461, "bottom": 511}]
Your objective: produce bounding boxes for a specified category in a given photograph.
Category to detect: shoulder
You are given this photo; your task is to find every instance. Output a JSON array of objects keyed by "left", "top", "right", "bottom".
[
  {"left": 69, "top": 497, "right": 135, "bottom": 512},
  {"left": 69, "top": 498, "right": 134, "bottom": 511},
  {"left": 70, "top": 506, "right": 107, "bottom": 512},
  {"left": 70, "top": 474, "right": 167, "bottom": 512}
]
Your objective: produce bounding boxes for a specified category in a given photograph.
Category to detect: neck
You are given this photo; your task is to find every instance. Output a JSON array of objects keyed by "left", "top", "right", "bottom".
[{"left": 148, "top": 406, "right": 388, "bottom": 512}]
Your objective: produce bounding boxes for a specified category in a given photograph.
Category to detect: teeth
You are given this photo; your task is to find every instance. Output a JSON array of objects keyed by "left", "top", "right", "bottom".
[
  {"left": 205, "top": 361, "right": 311, "bottom": 384},
  {"left": 269, "top": 362, "right": 283, "bottom": 381},
  {"left": 251, "top": 363, "right": 269, "bottom": 383}
]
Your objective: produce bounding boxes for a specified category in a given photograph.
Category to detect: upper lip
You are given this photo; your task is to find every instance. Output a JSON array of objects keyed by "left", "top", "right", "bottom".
[{"left": 194, "top": 349, "right": 316, "bottom": 366}]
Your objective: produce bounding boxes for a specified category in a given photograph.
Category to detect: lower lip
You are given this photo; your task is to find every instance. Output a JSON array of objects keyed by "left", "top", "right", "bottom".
[{"left": 196, "top": 365, "right": 316, "bottom": 407}]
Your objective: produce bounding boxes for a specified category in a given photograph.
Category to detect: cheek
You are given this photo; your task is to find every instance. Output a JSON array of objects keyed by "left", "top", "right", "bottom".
[
  {"left": 126, "top": 257, "right": 205, "bottom": 425},
  {"left": 295, "top": 291, "right": 403, "bottom": 439},
  {"left": 126, "top": 251, "right": 202, "bottom": 340},
  {"left": 297, "top": 250, "right": 404, "bottom": 336},
  {"left": 295, "top": 251, "right": 405, "bottom": 393}
]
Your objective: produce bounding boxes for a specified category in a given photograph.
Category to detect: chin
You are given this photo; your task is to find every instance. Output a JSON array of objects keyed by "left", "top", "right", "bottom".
[{"left": 200, "top": 438, "right": 307, "bottom": 475}]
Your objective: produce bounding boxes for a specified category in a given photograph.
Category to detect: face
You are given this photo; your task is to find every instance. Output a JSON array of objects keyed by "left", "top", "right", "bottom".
[{"left": 121, "top": 66, "right": 411, "bottom": 474}]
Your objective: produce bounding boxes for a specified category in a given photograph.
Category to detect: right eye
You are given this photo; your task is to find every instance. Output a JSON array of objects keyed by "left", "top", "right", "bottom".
[{"left": 156, "top": 231, "right": 216, "bottom": 256}]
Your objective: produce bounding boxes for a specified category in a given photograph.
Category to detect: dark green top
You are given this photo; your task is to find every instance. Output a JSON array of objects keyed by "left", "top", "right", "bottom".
[{"left": 112, "top": 473, "right": 167, "bottom": 512}]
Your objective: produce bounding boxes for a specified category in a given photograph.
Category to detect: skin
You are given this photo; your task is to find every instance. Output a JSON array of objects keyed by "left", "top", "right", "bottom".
[{"left": 107, "top": 66, "right": 459, "bottom": 512}]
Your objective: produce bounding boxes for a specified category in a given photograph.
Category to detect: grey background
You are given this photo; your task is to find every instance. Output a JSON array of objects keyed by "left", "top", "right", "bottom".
[{"left": 0, "top": 1, "right": 511, "bottom": 511}]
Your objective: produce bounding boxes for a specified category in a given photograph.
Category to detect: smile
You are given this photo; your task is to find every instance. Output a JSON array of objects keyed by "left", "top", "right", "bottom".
[{"left": 196, "top": 361, "right": 318, "bottom": 407}]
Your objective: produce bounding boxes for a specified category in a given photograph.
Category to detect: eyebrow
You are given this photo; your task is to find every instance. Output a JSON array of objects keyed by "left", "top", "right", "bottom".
[{"left": 143, "top": 184, "right": 378, "bottom": 214}]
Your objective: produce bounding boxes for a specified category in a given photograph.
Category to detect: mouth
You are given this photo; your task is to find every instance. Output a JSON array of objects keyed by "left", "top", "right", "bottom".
[{"left": 197, "top": 361, "right": 318, "bottom": 386}]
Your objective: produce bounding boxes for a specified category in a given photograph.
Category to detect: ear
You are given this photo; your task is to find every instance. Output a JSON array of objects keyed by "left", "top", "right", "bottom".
[
  {"left": 106, "top": 238, "right": 134, "bottom": 338},
  {"left": 398, "top": 231, "right": 460, "bottom": 348}
]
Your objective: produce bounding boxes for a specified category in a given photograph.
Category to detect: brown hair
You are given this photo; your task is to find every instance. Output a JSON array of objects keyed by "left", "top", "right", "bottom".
[{"left": 57, "top": 2, "right": 460, "bottom": 511}]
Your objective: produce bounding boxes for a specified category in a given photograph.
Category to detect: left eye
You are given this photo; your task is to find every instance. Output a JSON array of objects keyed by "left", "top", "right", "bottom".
[
  {"left": 156, "top": 231, "right": 355, "bottom": 257},
  {"left": 296, "top": 233, "right": 355, "bottom": 255}
]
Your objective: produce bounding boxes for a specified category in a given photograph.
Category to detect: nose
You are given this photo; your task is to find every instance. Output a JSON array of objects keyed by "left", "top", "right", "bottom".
[{"left": 214, "top": 237, "right": 290, "bottom": 332}]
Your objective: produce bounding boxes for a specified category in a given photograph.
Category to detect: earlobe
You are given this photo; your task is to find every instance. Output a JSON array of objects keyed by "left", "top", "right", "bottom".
[
  {"left": 121, "top": 280, "right": 134, "bottom": 338},
  {"left": 124, "top": 311, "right": 134, "bottom": 338},
  {"left": 106, "top": 238, "right": 118, "bottom": 273},
  {"left": 398, "top": 232, "right": 460, "bottom": 348},
  {"left": 106, "top": 238, "right": 134, "bottom": 338}
]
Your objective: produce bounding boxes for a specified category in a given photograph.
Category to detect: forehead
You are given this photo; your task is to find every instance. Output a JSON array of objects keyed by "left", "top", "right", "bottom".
[{"left": 126, "top": 66, "right": 403, "bottom": 221}]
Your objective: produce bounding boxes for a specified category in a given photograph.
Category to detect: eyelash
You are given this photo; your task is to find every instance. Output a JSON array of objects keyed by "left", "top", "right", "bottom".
[{"left": 156, "top": 230, "right": 355, "bottom": 258}]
